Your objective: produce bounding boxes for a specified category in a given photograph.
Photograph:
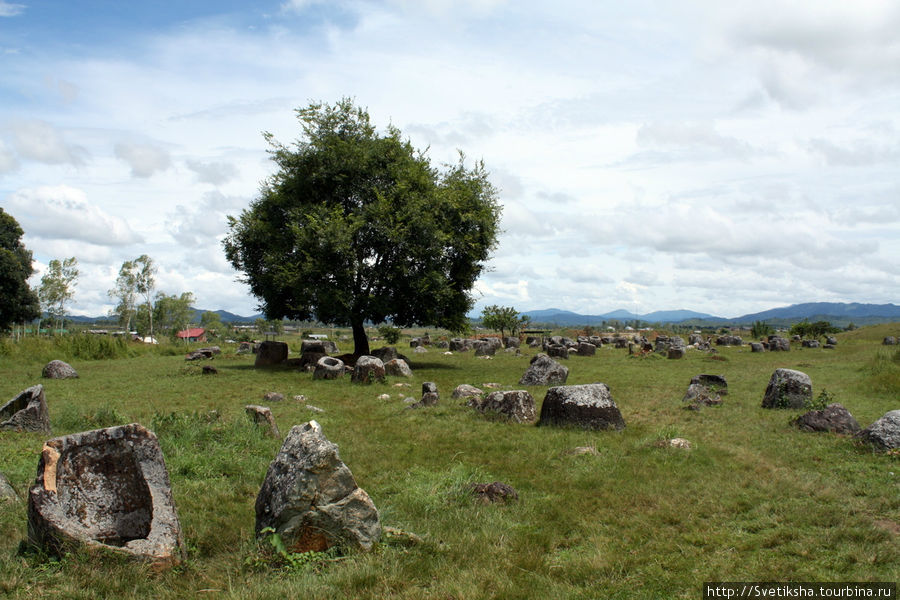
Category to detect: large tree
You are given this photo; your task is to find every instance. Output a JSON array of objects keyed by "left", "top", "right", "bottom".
[
  {"left": 38, "top": 256, "right": 79, "bottom": 334},
  {"left": 108, "top": 259, "right": 139, "bottom": 331},
  {"left": 480, "top": 305, "right": 531, "bottom": 340},
  {"left": 133, "top": 255, "right": 157, "bottom": 339},
  {"left": 224, "top": 99, "right": 501, "bottom": 355},
  {"left": 0, "top": 208, "right": 41, "bottom": 332}
]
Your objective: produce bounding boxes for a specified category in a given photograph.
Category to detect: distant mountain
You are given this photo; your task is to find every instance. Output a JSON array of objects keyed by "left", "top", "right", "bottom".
[
  {"left": 521, "top": 308, "right": 714, "bottom": 326},
  {"left": 189, "top": 308, "right": 262, "bottom": 324},
  {"left": 733, "top": 302, "right": 900, "bottom": 322}
]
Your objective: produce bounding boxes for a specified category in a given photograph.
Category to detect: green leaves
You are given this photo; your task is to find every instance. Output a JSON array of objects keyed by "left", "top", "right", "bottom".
[{"left": 224, "top": 100, "right": 501, "bottom": 354}]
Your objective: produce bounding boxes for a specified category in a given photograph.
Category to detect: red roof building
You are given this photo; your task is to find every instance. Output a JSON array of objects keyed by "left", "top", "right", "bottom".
[{"left": 176, "top": 328, "right": 207, "bottom": 342}]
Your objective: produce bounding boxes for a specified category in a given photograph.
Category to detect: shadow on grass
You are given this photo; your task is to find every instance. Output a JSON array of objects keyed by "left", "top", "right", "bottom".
[{"left": 406, "top": 361, "right": 461, "bottom": 371}]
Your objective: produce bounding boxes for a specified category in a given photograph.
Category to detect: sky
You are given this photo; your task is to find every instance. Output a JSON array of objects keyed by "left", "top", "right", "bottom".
[{"left": 1, "top": 0, "right": 898, "bottom": 319}]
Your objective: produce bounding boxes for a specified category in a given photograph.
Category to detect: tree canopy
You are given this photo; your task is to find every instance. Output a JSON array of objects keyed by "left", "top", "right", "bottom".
[
  {"left": 224, "top": 99, "right": 502, "bottom": 354},
  {"left": 0, "top": 208, "right": 40, "bottom": 332},
  {"left": 480, "top": 305, "right": 530, "bottom": 339},
  {"left": 39, "top": 256, "right": 78, "bottom": 334}
]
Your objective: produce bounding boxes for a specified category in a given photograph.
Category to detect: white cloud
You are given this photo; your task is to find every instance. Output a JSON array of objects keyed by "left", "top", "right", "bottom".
[
  {"left": 114, "top": 142, "right": 172, "bottom": 178},
  {"left": 6, "top": 185, "right": 144, "bottom": 246},
  {"left": 0, "top": 1, "right": 25, "bottom": 17},
  {"left": 0, "top": 140, "right": 18, "bottom": 172},
  {"left": 185, "top": 159, "right": 239, "bottom": 185},
  {"left": 10, "top": 119, "right": 88, "bottom": 165}
]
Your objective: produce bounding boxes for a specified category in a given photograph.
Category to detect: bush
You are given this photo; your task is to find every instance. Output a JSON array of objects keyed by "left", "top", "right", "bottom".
[{"left": 378, "top": 325, "right": 402, "bottom": 345}]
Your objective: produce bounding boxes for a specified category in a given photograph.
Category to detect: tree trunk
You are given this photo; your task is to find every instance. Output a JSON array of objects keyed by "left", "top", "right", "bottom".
[{"left": 351, "top": 319, "right": 370, "bottom": 356}]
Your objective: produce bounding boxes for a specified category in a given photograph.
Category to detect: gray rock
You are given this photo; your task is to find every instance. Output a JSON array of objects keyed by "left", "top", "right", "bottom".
[
  {"left": 27, "top": 423, "right": 183, "bottom": 567},
  {"left": 422, "top": 382, "right": 438, "bottom": 396},
  {"left": 449, "top": 338, "right": 473, "bottom": 352},
  {"left": 882, "top": 336, "right": 896, "bottom": 346},
  {"left": 255, "top": 341, "right": 288, "bottom": 367},
  {"left": 1, "top": 384, "right": 51, "bottom": 433},
  {"left": 792, "top": 403, "right": 860, "bottom": 434},
  {"left": 802, "top": 339, "right": 820, "bottom": 348},
  {"left": 0, "top": 471, "right": 18, "bottom": 502},
  {"left": 352, "top": 356, "right": 386, "bottom": 384},
  {"left": 245, "top": 405, "right": 281, "bottom": 438},
  {"left": 467, "top": 390, "right": 536, "bottom": 423},
  {"left": 196, "top": 346, "right": 221, "bottom": 355},
  {"left": 413, "top": 345, "right": 427, "bottom": 354},
  {"left": 825, "top": 336, "right": 837, "bottom": 346},
  {"left": 469, "top": 482, "right": 518, "bottom": 504},
  {"left": 682, "top": 383, "right": 723, "bottom": 408},
  {"left": 750, "top": 342, "right": 765, "bottom": 353},
  {"left": 504, "top": 337, "right": 520, "bottom": 349},
  {"left": 371, "top": 346, "right": 400, "bottom": 363},
  {"left": 767, "top": 336, "right": 790, "bottom": 351},
  {"left": 384, "top": 358, "right": 413, "bottom": 377},
  {"left": 237, "top": 342, "right": 253, "bottom": 354},
  {"left": 576, "top": 342, "right": 596, "bottom": 357},
  {"left": 301, "top": 340, "right": 328, "bottom": 354},
  {"left": 185, "top": 350, "right": 213, "bottom": 361},
  {"left": 313, "top": 356, "right": 345, "bottom": 380},
  {"left": 762, "top": 368, "right": 812, "bottom": 409},
  {"left": 667, "top": 347, "right": 685, "bottom": 359},
  {"left": 263, "top": 391, "right": 285, "bottom": 403},
  {"left": 451, "top": 384, "right": 483, "bottom": 399},
  {"left": 539, "top": 383, "right": 625, "bottom": 430},
  {"left": 255, "top": 421, "right": 380, "bottom": 552},
  {"left": 546, "top": 344, "right": 569, "bottom": 359},
  {"left": 854, "top": 410, "right": 900, "bottom": 451},
  {"left": 42, "top": 360, "right": 78, "bottom": 379},
  {"left": 519, "top": 353, "right": 569, "bottom": 386},
  {"left": 473, "top": 340, "right": 496, "bottom": 356},
  {"left": 690, "top": 374, "right": 728, "bottom": 395},
  {"left": 689, "top": 334, "right": 703, "bottom": 345}
]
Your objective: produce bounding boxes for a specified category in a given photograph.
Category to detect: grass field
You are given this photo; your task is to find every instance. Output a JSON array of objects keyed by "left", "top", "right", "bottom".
[{"left": 1, "top": 325, "right": 898, "bottom": 599}]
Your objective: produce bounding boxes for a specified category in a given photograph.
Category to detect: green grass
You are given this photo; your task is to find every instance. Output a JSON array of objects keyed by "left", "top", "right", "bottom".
[{"left": 1, "top": 326, "right": 898, "bottom": 599}]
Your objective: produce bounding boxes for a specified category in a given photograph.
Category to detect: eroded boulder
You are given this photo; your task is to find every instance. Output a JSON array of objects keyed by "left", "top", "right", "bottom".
[
  {"left": 27, "top": 423, "right": 183, "bottom": 567},
  {"left": 255, "top": 421, "right": 380, "bottom": 552},
  {"left": 1, "top": 384, "right": 51, "bottom": 433},
  {"left": 384, "top": 358, "right": 413, "bottom": 377},
  {"left": 792, "top": 403, "right": 860, "bottom": 434},
  {"left": 245, "top": 405, "right": 281, "bottom": 438},
  {"left": 313, "top": 356, "right": 345, "bottom": 380},
  {"left": 539, "top": 383, "right": 625, "bottom": 430},
  {"left": 255, "top": 341, "right": 288, "bottom": 367},
  {"left": 854, "top": 410, "right": 900, "bottom": 451},
  {"left": 519, "top": 353, "right": 568, "bottom": 386},
  {"left": 0, "top": 471, "right": 17, "bottom": 502},
  {"left": 42, "top": 360, "right": 78, "bottom": 379},
  {"left": 467, "top": 390, "right": 536, "bottom": 423},
  {"left": 451, "top": 384, "right": 484, "bottom": 399},
  {"left": 352, "top": 356, "right": 386, "bottom": 384},
  {"left": 762, "top": 368, "right": 812, "bottom": 409}
]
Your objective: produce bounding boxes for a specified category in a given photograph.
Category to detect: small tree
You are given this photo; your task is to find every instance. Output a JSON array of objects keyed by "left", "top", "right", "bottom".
[
  {"left": 108, "top": 259, "right": 139, "bottom": 331},
  {"left": 378, "top": 324, "right": 402, "bottom": 344},
  {"left": 39, "top": 257, "right": 79, "bottom": 334},
  {"left": 750, "top": 320, "right": 774, "bottom": 339},
  {"left": 134, "top": 255, "right": 157, "bottom": 339},
  {"left": 200, "top": 311, "right": 224, "bottom": 336},
  {"left": 481, "top": 305, "right": 529, "bottom": 339},
  {"left": 0, "top": 208, "right": 40, "bottom": 333},
  {"left": 154, "top": 292, "right": 195, "bottom": 340}
]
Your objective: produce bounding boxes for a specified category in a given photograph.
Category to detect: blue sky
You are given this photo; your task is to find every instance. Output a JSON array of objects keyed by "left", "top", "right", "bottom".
[{"left": 1, "top": 0, "right": 898, "bottom": 318}]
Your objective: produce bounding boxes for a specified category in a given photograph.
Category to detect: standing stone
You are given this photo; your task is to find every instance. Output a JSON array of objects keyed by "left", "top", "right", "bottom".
[
  {"left": 854, "top": 410, "right": 900, "bottom": 451},
  {"left": 255, "top": 341, "right": 288, "bottom": 367},
  {"left": 504, "top": 337, "right": 520, "bottom": 349},
  {"left": 690, "top": 374, "right": 727, "bottom": 394},
  {"left": 576, "top": 342, "right": 596, "bottom": 357},
  {"left": 352, "top": 356, "right": 386, "bottom": 384},
  {"left": 467, "top": 390, "right": 536, "bottom": 423},
  {"left": 313, "top": 356, "right": 345, "bottom": 380},
  {"left": 750, "top": 342, "right": 765, "bottom": 353},
  {"left": 519, "top": 353, "right": 569, "bottom": 386},
  {"left": 538, "top": 383, "right": 625, "bottom": 430},
  {"left": 27, "top": 423, "right": 183, "bottom": 567},
  {"left": 384, "top": 358, "right": 413, "bottom": 377},
  {"left": 825, "top": 336, "right": 837, "bottom": 346},
  {"left": 546, "top": 344, "right": 569, "bottom": 359},
  {"left": 301, "top": 340, "right": 328, "bottom": 354},
  {"left": 1, "top": 384, "right": 51, "bottom": 433},
  {"left": 768, "top": 336, "right": 790, "bottom": 351},
  {"left": 42, "top": 360, "right": 78, "bottom": 379},
  {"left": 762, "top": 368, "right": 812, "bottom": 409},
  {"left": 245, "top": 405, "right": 281, "bottom": 438},
  {"left": 667, "top": 347, "right": 685, "bottom": 359},
  {"left": 882, "top": 337, "right": 896, "bottom": 346},
  {"left": 473, "top": 341, "right": 496, "bottom": 356},
  {"left": 255, "top": 421, "right": 380, "bottom": 552},
  {"left": 802, "top": 340, "right": 820, "bottom": 348},
  {"left": 791, "top": 403, "right": 860, "bottom": 434},
  {"left": 371, "top": 346, "right": 400, "bottom": 363}
]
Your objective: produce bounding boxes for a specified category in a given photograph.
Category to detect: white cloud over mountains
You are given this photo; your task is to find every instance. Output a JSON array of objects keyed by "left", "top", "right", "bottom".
[{"left": 0, "top": 1, "right": 897, "bottom": 318}]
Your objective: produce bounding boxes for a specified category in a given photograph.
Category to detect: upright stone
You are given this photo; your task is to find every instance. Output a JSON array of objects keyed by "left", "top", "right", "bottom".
[
  {"left": 245, "top": 405, "right": 281, "bottom": 438},
  {"left": 791, "top": 403, "right": 860, "bottom": 434},
  {"left": 467, "top": 390, "right": 536, "bottom": 423},
  {"left": 313, "top": 356, "right": 345, "bottom": 380},
  {"left": 854, "top": 410, "right": 900, "bottom": 451},
  {"left": 1, "top": 384, "right": 51, "bottom": 433},
  {"left": 27, "top": 424, "right": 183, "bottom": 567},
  {"left": 352, "top": 356, "right": 386, "bottom": 384},
  {"left": 255, "top": 421, "right": 380, "bottom": 552},
  {"left": 761, "top": 368, "right": 812, "bottom": 409},
  {"left": 384, "top": 358, "right": 413, "bottom": 377},
  {"left": 255, "top": 341, "right": 288, "bottom": 367},
  {"left": 539, "top": 383, "right": 625, "bottom": 430},
  {"left": 519, "top": 353, "right": 569, "bottom": 386}
]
